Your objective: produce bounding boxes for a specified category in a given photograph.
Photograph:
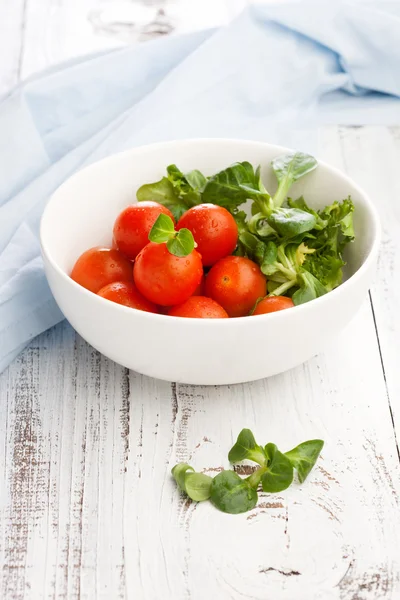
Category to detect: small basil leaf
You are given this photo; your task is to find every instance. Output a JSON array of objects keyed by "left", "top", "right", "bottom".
[
  {"left": 167, "top": 228, "right": 195, "bottom": 257},
  {"left": 171, "top": 463, "right": 194, "bottom": 492},
  {"left": 228, "top": 428, "right": 266, "bottom": 466},
  {"left": 184, "top": 472, "right": 213, "bottom": 501},
  {"left": 285, "top": 440, "right": 324, "bottom": 483},
  {"left": 137, "top": 177, "right": 188, "bottom": 220},
  {"left": 267, "top": 208, "right": 317, "bottom": 239},
  {"left": 148, "top": 213, "right": 176, "bottom": 243},
  {"left": 292, "top": 271, "right": 327, "bottom": 305},
  {"left": 210, "top": 471, "right": 258, "bottom": 514},
  {"left": 261, "top": 443, "right": 294, "bottom": 493}
]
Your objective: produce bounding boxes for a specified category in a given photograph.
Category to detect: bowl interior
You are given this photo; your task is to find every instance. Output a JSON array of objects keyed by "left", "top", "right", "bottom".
[{"left": 41, "top": 139, "right": 378, "bottom": 280}]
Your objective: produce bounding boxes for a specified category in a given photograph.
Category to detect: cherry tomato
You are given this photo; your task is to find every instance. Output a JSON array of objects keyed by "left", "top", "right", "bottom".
[
  {"left": 113, "top": 201, "right": 175, "bottom": 260},
  {"left": 97, "top": 281, "right": 159, "bottom": 313},
  {"left": 168, "top": 296, "right": 228, "bottom": 319},
  {"left": 133, "top": 242, "right": 203, "bottom": 306},
  {"left": 177, "top": 204, "right": 238, "bottom": 266},
  {"left": 70, "top": 247, "right": 133, "bottom": 293},
  {"left": 252, "top": 296, "right": 294, "bottom": 315},
  {"left": 192, "top": 274, "right": 205, "bottom": 296},
  {"left": 205, "top": 256, "right": 266, "bottom": 317}
]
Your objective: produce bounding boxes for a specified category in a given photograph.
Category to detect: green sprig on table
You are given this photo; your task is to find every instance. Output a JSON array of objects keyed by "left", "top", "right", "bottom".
[{"left": 171, "top": 429, "right": 324, "bottom": 515}]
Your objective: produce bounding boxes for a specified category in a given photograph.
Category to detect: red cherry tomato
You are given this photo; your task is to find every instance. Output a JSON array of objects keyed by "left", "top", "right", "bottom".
[
  {"left": 168, "top": 296, "right": 228, "bottom": 319},
  {"left": 177, "top": 204, "right": 238, "bottom": 266},
  {"left": 192, "top": 274, "right": 205, "bottom": 296},
  {"left": 252, "top": 296, "right": 295, "bottom": 315},
  {"left": 205, "top": 256, "right": 266, "bottom": 317},
  {"left": 97, "top": 281, "right": 159, "bottom": 313},
  {"left": 113, "top": 201, "right": 175, "bottom": 260},
  {"left": 133, "top": 242, "right": 203, "bottom": 306},
  {"left": 70, "top": 247, "right": 133, "bottom": 293}
]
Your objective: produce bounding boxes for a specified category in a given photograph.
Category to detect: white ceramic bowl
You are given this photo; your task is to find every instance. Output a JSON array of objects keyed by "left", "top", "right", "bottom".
[{"left": 40, "top": 139, "right": 380, "bottom": 385}]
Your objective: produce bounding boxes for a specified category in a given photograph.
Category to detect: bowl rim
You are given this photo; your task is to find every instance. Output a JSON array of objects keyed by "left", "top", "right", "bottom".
[{"left": 40, "top": 137, "right": 381, "bottom": 326}]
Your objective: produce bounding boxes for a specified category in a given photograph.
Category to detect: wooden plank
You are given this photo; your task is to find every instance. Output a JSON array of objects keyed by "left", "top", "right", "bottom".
[
  {"left": 333, "top": 126, "right": 400, "bottom": 441},
  {"left": 1, "top": 126, "right": 400, "bottom": 599},
  {"left": 18, "top": 0, "right": 248, "bottom": 84},
  {"left": 0, "top": 0, "right": 26, "bottom": 95}
]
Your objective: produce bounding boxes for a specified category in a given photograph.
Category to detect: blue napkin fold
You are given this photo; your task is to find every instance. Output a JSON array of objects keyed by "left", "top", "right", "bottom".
[{"left": 1, "top": 0, "right": 400, "bottom": 373}]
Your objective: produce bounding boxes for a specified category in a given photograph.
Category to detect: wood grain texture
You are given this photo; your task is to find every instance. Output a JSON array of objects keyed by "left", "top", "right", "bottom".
[
  {"left": 0, "top": 0, "right": 400, "bottom": 592},
  {"left": 1, "top": 126, "right": 400, "bottom": 598},
  {"left": 0, "top": 0, "right": 248, "bottom": 92}
]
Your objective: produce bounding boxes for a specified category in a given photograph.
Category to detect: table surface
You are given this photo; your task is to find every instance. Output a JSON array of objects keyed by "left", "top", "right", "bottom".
[{"left": 1, "top": 1, "right": 400, "bottom": 599}]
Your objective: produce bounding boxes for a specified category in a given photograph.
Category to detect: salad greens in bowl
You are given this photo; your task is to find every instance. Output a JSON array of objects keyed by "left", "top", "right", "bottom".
[
  {"left": 40, "top": 139, "right": 380, "bottom": 385},
  {"left": 136, "top": 151, "right": 354, "bottom": 306}
]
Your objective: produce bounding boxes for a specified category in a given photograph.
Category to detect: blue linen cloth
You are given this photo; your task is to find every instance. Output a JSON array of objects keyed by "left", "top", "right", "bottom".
[{"left": 1, "top": 0, "right": 400, "bottom": 373}]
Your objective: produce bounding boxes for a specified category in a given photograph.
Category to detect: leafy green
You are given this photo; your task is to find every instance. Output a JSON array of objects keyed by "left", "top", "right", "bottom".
[
  {"left": 137, "top": 164, "right": 206, "bottom": 220},
  {"left": 303, "top": 252, "right": 345, "bottom": 292},
  {"left": 228, "top": 429, "right": 266, "bottom": 466},
  {"left": 267, "top": 207, "right": 317, "bottom": 239},
  {"left": 148, "top": 213, "right": 175, "bottom": 243},
  {"left": 202, "top": 162, "right": 271, "bottom": 212},
  {"left": 148, "top": 214, "right": 195, "bottom": 257},
  {"left": 210, "top": 471, "right": 258, "bottom": 514},
  {"left": 137, "top": 177, "right": 188, "bottom": 221},
  {"left": 166, "top": 164, "right": 205, "bottom": 207},
  {"left": 167, "top": 228, "right": 195, "bottom": 257},
  {"left": 139, "top": 152, "right": 354, "bottom": 306},
  {"left": 184, "top": 473, "right": 213, "bottom": 501},
  {"left": 272, "top": 152, "right": 318, "bottom": 208},
  {"left": 292, "top": 271, "right": 327, "bottom": 305},
  {"left": 285, "top": 440, "right": 324, "bottom": 483},
  {"left": 261, "top": 443, "right": 294, "bottom": 493},
  {"left": 185, "top": 169, "right": 207, "bottom": 191},
  {"left": 172, "top": 463, "right": 195, "bottom": 492},
  {"left": 171, "top": 463, "right": 212, "bottom": 501},
  {"left": 171, "top": 429, "right": 324, "bottom": 515}
]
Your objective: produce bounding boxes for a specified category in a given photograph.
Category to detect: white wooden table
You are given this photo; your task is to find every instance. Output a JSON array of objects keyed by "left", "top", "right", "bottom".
[{"left": 1, "top": 2, "right": 400, "bottom": 599}]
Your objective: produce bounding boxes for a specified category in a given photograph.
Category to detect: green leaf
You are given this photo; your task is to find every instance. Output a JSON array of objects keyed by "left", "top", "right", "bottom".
[
  {"left": 268, "top": 208, "right": 317, "bottom": 239},
  {"left": 292, "top": 271, "right": 327, "bottom": 305},
  {"left": 171, "top": 463, "right": 212, "bottom": 501},
  {"left": 260, "top": 241, "right": 279, "bottom": 276},
  {"left": 228, "top": 429, "right": 266, "bottom": 466},
  {"left": 166, "top": 164, "right": 205, "bottom": 207},
  {"left": 272, "top": 152, "right": 318, "bottom": 208},
  {"left": 184, "top": 472, "right": 213, "bottom": 501},
  {"left": 166, "top": 228, "right": 195, "bottom": 257},
  {"left": 261, "top": 443, "right": 294, "bottom": 493},
  {"left": 288, "top": 197, "right": 327, "bottom": 230},
  {"left": 210, "top": 471, "right": 258, "bottom": 514},
  {"left": 202, "top": 162, "right": 269, "bottom": 212},
  {"left": 238, "top": 231, "right": 268, "bottom": 264},
  {"left": 248, "top": 213, "right": 277, "bottom": 238},
  {"left": 285, "top": 440, "right": 324, "bottom": 483},
  {"left": 137, "top": 177, "right": 188, "bottom": 220},
  {"left": 148, "top": 213, "right": 176, "bottom": 243},
  {"left": 185, "top": 169, "right": 207, "bottom": 191},
  {"left": 171, "top": 463, "right": 194, "bottom": 492},
  {"left": 303, "top": 252, "right": 344, "bottom": 292}
]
